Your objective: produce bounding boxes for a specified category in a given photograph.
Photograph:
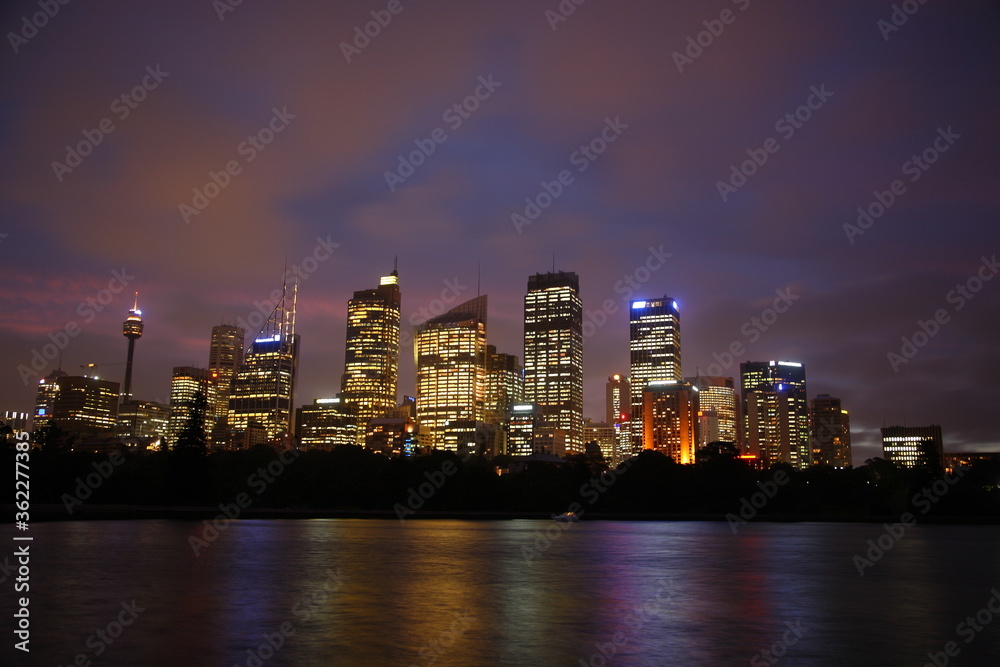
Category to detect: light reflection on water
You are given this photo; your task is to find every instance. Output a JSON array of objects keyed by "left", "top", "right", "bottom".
[{"left": 11, "top": 520, "right": 1000, "bottom": 666}]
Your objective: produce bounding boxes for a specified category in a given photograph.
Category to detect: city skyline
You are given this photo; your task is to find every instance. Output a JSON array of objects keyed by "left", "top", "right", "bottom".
[{"left": 1, "top": 1, "right": 998, "bottom": 465}]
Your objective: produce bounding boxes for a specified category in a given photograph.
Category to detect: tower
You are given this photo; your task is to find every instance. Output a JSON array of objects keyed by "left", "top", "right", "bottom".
[
  {"left": 641, "top": 380, "right": 698, "bottom": 464},
  {"left": 740, "top": 361, "right": 810, "bottom": 469},
  {"left": 523, "top": 271, "right": 584, "bottom": 453},
  {"left": 686, "top": 375, "right": 739, "bottom": 447},
  {"left": 208, "top": 324, "right": 245, "bottom": 443},
  {"left": 629, "top": 297, "right": 681, "bottom": 453},
  {"left": 414, "top": 295, "right": 487, "bottom": 453},
  {"left": 121, "top": 292, "right": 143, "bottom": 403},
  {"left": 341, "top": 264, "right": 401, "bottom": 438},
  {"left": 229, "top": 273, "right": 299, "bottom": 448},
  {"left": 810, "top": 394, "right": 852, "bottom": 468}
]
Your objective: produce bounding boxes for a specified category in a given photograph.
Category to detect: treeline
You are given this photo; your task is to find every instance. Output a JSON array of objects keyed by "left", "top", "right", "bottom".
[{"left": 4, "top": 435, "right": 1000, "bottom": 519}]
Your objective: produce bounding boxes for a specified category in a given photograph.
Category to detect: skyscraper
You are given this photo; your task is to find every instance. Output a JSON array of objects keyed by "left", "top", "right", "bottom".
[
  {"left": 606, "top": 374, "right": 631, "bottom": 462},
  {"left": 341, "top": 265, "right": 401, "bottom": 436},
  {"left": 810, "top": 394, "right": 852, "bottom": 468},
  {"left": 120, "top": 292, "right": 143, "bottom": 403},
  {"left": 33, "top": 373, "right": 119, "bottom": 439},
  {"left": 168, "top": 366, "right": 218, "bottom": 448},
  {"left": 229, "top": 277, "right": 299, "bottom": 447},
  {"left": 881, "top": 425, "right": 943, "bottom": 472},
  {"left": 740, "top": 361, "right": 810, "bottom": 469},
  {"left": 686, "top": 375, "right": 739, "bottom": 446},
  {"left": 296, "top": 397, "right": 358, "bottom": 450},
  {"left": 641, "top": 380, "right": 698, "bottom": 464},
  {"left": 485, "top": 345, "right": 523, "bottom": 426},
  {"left": 523, "top": 271, "right": 583, "bottom": 453},
  {"left": 208, "top": 324, "right": 245, "bottom": 445},
  {"left": 414, "top": 295, "right": 487, "bottom": 452},
  {"left": 629, "top": 297, "right": 681, "bottom": 453}
]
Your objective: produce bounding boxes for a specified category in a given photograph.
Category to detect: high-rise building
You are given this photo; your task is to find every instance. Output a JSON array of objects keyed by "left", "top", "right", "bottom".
[
  {"left": 641, "top": 380, "right": 698, "bottom": 464},
  {"left": 121, "top": 293, "right": 143, "bottom": 403},
  {"left": 208, "top": 324, "right": 245, "bottom": 428},
  {"left": 33, "top": 374, "right": 119, "bottom": 438},
  {"left": 740, "top": 361, "right": 810, "bottom": 469},
  {"left": 686, "top": 375, "right": 739, "bottom": 446},
  {"left": 229, "top": 278, "right": 299, "bottom": 446},
  {"left": 168, "top": 367, "right": 218, "bottom": 448},
  {"left": 523, "top": 271, "right": 583, "bottom": 454},
  {"left": 117, "top": 399, "right": 170, "bottom": 443},
  {"left": 341, "top": 265, "right": 401, "bottom": 437},
  {"left": 629, "top": 297, "right": 681, "bottom": 453},
  {"left": 485, "top": 345, "right": 523, "bottom": 425},
  {"left": 584, "top": 419, "right": 617, "bottom": 462},
  {"left": 296, "top": 397, "right": 358, "bottom": 450},
  {"left": 810, "top": 395, "right": 852, "bottom": 468},
  {"left": 881, "top": 425, "right": 943, "bottom": 471},
  {"left": 414, "top": 295, "right": 487, "bottom": 452},
  {"left": 606, "top": 374, "right": 632, "bottom": 463}
]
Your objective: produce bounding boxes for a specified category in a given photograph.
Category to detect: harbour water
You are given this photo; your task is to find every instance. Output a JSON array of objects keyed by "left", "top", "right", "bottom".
[{"left": 8, "top": 519, "right": 1000, "bottom": 666}]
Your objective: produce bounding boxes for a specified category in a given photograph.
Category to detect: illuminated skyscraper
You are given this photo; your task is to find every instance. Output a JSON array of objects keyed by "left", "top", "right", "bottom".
[
  {"left": 168, "top": 367, "right": 218, "bottom": 448},
  {"left": 686, "top": 375, "right": 739, "bottom": 446},
  {"left": 296, "top": 397, "right": 358, "bottom": 450},
  {"left": 208, "top": 324, "right": 245, "bottom": 408},
  {"left": 341, "top": 265, "right": 401, "bottom": 436},
  {"left": 229, "top": 277, "right": 299, "bottom": 447},
  {"left": 121, "top": 292, "right": 143, "bottom": 403},
  {"left": 485, "top": 345, "right": 523, "bottom": 426},
  {"left": 606, "top": 374, "right": 631, "bottom": 463},
  {"left": 810, "top": 394, "right": 852, "bottom": 468},
  {"left": 881, "top": 425, "right": 943, "bottom": 472},
  {"left": 641, "top": 380, "right": 698, "bottom": 464},
  {"left": 523, "top": 271, "right": 583, "bottom": 453},
  {"left": 740, "top": 361, "right": 810, "bottom": 468},
  {"left": 629, "top": 297, "right": 681, "bottom": 453},
  {"left": 33, "top": 373, "right": 119, "bottom": 438},
  {"left": 414, "top": 295, "right": 487, "bottom": 452}
]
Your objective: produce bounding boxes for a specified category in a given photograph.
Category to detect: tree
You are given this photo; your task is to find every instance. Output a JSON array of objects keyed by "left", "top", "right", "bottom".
[{"left": 174, "top": 391, "right": 209, "bottom": 455}]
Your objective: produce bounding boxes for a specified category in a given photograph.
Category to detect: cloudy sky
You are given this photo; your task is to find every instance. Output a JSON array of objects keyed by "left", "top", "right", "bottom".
[{"left": 2, "top": 0, "right": 998, "bottom": 462}]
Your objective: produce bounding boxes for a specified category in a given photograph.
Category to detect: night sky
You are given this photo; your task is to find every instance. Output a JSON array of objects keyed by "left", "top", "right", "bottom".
[{"left": 2, "top": 0, "right": 998, "bottom": 463}]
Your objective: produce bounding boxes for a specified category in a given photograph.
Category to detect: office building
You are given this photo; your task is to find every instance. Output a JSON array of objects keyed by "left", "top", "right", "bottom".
[
  {"left": 208, "top": 324, "right": 245, "bottom": 438},
  {"left": 117, "top": 399, "right": 170, "bottom": 443},
  {"left": 629, "top": 297, "right": 681, "bottom": 452},
  {"left": 641, "top": 380, "right": 698, "bottom": 464},
  {"left": 32, "top": 373, "right": 119, "bottom": 438},
  {"left": 523, "top": 271, "right": 583, "bottom": 453},
  {"left": 414, "top": 295, "right": 487, "bottom": 452},
  {"left": 485, "top": 345, "right": 523, "bottom": 425},
  {"left": 168, "top": 367, "right": 218, "bottom": 448},
  {"left": 740, "top": 361, "right": 810, "bottom": 469},
  {"left": 881, "top": 425, "right": 944, "bottom": 471},
  {"left": 341, "top": 265, "right": 401, "bottom": 437},
  {"left": 686, "top": 375, "right": 739, "bottom": 446},
  {"left": 229, "top": 279, "right": 300, "bottom": 446},
  {"left": 584, "top": 419, "right": 617, "bottom": 462},
  {"left": 809, "top": 394, "right": 852, "bottom": 468},
  {"left": 296, "top": 397, "right": 358, "bottom": 450}
]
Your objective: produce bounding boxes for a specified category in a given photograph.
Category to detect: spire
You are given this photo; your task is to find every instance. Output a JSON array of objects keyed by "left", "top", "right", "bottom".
[{"left": 392, "top": 255, "right": 398, "bottom": 277}]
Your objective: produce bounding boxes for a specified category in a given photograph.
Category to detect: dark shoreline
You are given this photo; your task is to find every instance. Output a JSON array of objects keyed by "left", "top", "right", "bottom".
[{"left": 6, "top": 504, "right": 1000, "bottom": 525}]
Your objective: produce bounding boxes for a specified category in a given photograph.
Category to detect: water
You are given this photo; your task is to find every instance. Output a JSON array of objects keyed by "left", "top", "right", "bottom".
[{"left": 6, "top": 519, "right": 1000, "bottom": 666}]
